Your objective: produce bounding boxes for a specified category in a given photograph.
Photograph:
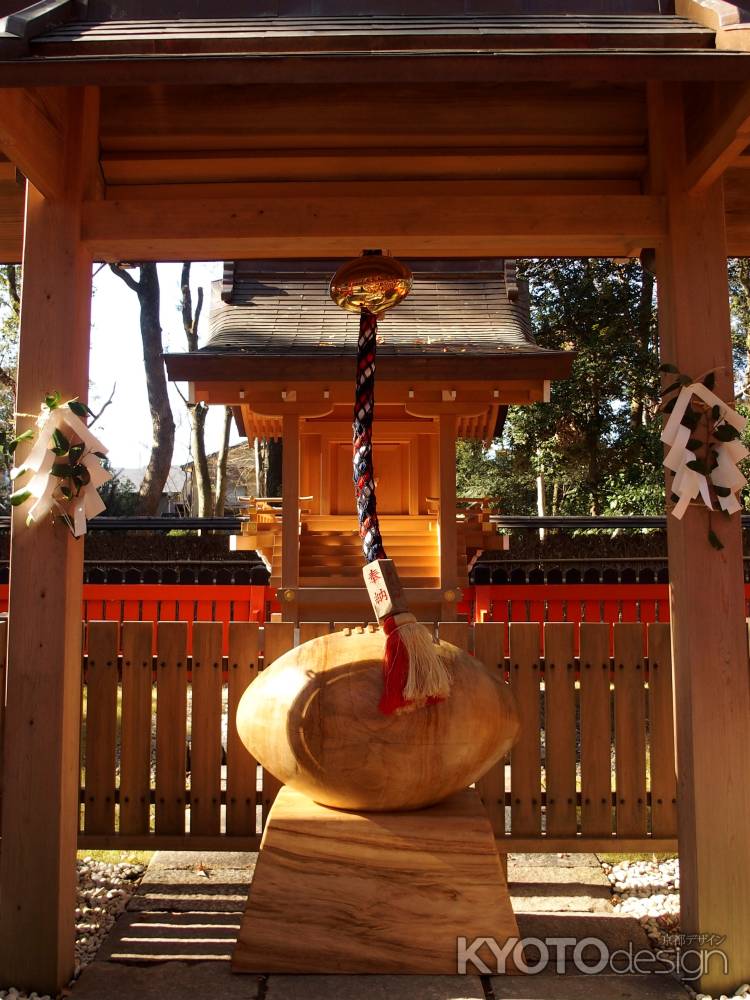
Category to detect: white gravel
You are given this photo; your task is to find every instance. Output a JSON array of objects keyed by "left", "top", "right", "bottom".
[
  {"left": 0, "top": 856, "right": 145, "bottom": 1000},
  {"left": 601, "top": 857, "right": 681, "bottom": 947},
  {"left": 601, "top": 857, "right": 749, "bottom": 1000}
]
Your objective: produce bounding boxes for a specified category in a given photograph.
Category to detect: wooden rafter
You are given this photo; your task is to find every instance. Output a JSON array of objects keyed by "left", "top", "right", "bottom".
[
  {"left": 0, "top": 156, "right": 24, "bottom": 263},
  {"left": 0, "top": 87, "right": 66, "bottom": 199},
  {"left": 684, "top": 81, "right": 750, "bottom": 192},
  {"left": 99, "top": 148, "right": 648, "bottom": 187}
]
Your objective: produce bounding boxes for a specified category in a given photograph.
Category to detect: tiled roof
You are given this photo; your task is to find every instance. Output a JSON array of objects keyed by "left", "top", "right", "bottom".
[
  {"left": 205, "top": 259, "right": 552, "bottom": 359},
  {"left": 30, "top": 14, "right": 712, "bottom": 55}
]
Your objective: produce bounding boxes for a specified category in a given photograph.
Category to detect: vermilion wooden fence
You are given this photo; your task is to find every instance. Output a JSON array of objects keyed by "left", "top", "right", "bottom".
[
  {"left": 474, "top": 583, "right": 672, "bottom": 629},
  {"left": 0, "top": 584, "right": 275, "bottom": 653},
  {"left": 473, "top": 583, "right": 677, "bottom": 652},
  {"left": 8, "top": 581, "right": 749, "bottom": 643},
  {"left": 41, "top": 618, "right": 679, "bottom": 855}
]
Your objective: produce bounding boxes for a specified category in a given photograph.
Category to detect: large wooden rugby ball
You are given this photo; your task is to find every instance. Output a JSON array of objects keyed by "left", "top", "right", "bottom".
[{"left": 236, "top": 627, "right": 520, "bottom": 812}]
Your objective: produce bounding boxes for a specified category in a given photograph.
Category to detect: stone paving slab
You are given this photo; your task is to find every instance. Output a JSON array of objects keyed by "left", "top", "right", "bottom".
[
  {"left": 508, "top": 855, "right": 613, "bottom": 916},
  {"left": 128, "top": 852, "right": 256, "bottom": 913},
  {"left": 265, "top": 974, "right": 486, "bottom": 1000},
  {"left": 76, "top": 847, "right": 662, "bottom": 999},
  {"left": 128, "top": 868, "right": 253, "bottom": 912},
  {"left": 507, "top": 854, "right": 602, "bottom": 869},
  {"left": 71, "top": 960, "right": 262, "bottom": 1000},
  {"left": 96, "top": 910, "right": 242, "bottom": 963},
  {"left": 508, "top": 864, "right": 610, "bottom": 887},
  {"left": 151, "top": 851, "right": 258, "bottom": 869},
  {"left": 490, "top": 973, "right": 689, "bottom": 999},
  {"left": 516, "top": 912, "right": 650, "bottom": 954},
  {"left": 511, "top": 893, "right": 612, "bottom": 914}
]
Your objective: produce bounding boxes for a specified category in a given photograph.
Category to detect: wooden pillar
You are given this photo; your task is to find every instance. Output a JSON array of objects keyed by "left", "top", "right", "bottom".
[
  {"left": 281, "top": 414, "right": 300, "bottom": 615},
  {"left": 649, "top": 82, "right": 750, "bottom": 994},
  {"left": 439, "top": 414, "right": 458, "bottom": 621},
  {"left": 0, "top": 91, "right": 97, "bottom": 994}
]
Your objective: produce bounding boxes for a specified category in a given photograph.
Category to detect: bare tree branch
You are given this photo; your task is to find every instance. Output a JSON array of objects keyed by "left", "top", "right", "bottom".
[
  {"left": 214, "top": 405, "right": 233, "bottom": 516},
  {"left": 193, "top": 285, "right": 204, "bottom": 342},
  {"left": 89, "top": 382, "right": 116, "bottom": 424},
  {"left": 173, "top": 382, "right": 189, "bottom": 406},
  {"left": 109, "top": 262, "right": 141, "bottom": 295},
  {"left": 181, "top": 262, "right": 198, "bottom": 351},
  {"left": 111, "top": 262, "right": 175, "bottom": 514},
  {"left": 180, "top": 262, "right": 212, "bottom": 515}
]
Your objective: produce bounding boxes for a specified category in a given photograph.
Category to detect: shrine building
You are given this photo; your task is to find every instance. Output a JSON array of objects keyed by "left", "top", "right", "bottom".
[{"left": 165, "top": 257, "right": 573, "bottom": 621}]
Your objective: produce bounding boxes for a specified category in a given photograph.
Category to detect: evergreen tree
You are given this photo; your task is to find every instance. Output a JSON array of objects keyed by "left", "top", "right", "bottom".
[{"left": 459, "top": 258, "right": 663, "bottom": 515}]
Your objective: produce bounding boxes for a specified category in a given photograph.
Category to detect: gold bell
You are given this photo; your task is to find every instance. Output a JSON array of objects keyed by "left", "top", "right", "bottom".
[{"left": 330, "top": 250, "right": 412, "bottom": 316}]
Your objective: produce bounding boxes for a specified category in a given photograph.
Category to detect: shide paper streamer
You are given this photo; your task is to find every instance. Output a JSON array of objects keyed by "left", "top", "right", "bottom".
[
  {"left": 662, "top": 381, "right": 747, "bottom": 520},
  {"left": 10, "top": 399, "right": 111, "bottom": 537}
]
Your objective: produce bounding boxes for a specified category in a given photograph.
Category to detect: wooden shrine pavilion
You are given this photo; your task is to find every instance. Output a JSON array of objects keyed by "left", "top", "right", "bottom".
[
  {"left": 165, "top": 258, "right": 572, "bottom": 621},
  {"left": 1, "top": 0, "right": 750, "bottom": 994}
]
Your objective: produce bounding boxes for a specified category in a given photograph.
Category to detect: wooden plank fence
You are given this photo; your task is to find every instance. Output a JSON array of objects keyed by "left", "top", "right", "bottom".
[{"left": 1, "top": 618, "right": 679, "bottom": 853}]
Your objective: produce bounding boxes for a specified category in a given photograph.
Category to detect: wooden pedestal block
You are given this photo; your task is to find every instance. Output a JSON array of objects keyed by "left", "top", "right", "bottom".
[{"left": 232, "top": 786, "right": 519, "bottom": 974}]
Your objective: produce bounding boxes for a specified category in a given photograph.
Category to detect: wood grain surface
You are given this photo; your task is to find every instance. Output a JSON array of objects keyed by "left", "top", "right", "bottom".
[
  {"left": 236, "top": 627, "right": 520, "bottom": 811},
  {"left": 232, "top": 785, "right": 519, "bottom": 974}
]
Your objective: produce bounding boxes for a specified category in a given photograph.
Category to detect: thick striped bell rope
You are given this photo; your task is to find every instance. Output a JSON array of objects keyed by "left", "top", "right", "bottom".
[
  {"left": 351, "top": 305, "right": 451, "bottom": 715},
  {"left": 353, "top": 308, "right": 387, "bottom": 564},
  {"left": 331, "top": 253, "right": 450, "bottom": 714}
]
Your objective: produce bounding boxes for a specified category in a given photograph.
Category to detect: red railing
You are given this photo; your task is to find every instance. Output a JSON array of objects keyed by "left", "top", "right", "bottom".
[
  {"left": 0, "top": 584, "right": 276, "bottom": 653},
  {"left": 0, "top": 580, "right": 743, "bottom": 655},
  {"left": 474, "top": 583, "right": 671, "bottom": 623},
  {"left": 472, "top": 583, "right": 676, "bottom": 653}
]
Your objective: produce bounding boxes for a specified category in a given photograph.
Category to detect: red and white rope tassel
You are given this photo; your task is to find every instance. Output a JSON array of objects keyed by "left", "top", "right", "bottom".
[{"left": 354, "top": 308, "right": 451, "bottom": 715}]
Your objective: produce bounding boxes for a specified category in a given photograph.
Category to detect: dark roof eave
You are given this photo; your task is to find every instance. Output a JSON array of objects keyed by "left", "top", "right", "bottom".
[
  {"left": 6, "top": 49, "right": 750, "bottom": 87},
  {"left": 164, "top": 350, "right": 575, "bottom": 383}
]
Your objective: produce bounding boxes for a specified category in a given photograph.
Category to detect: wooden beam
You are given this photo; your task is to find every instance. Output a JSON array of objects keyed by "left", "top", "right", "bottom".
[
  {"left": 82, "top": 186, "right": 666, "bottom": 261},
  {"left": 100, "top": 148, "right": 646, "bottom": 187},
  {"left": 0, "top": 87, "right": 68, "bottom": 199},
  {"left": 99, "top": 80, "right": 645, "bottom": 159},
  {"left": 281, "top": 413, "right": 300, "bottom": 598},
  {"left": 723, "top": 166, "right": 750, "bottom": 253},
  {"left": 407, "top": 403, "right": 489, "bottom": 419},
  {"left": 0, "top": 89, "right": 98, "bottom": 995},
  {"left": 191, "top": 379, "right": 553, "bottom": 408},
  {"left": 167, "top": 352, "right": 575, "bottom": 385},
  {"left": 649, "top": 81, "right": 750, "bottom": 996},
  {"left": 0, "top": 174, "right": 24, "bottom": 263},
  {"left": 248, "top": 401, "right": 334, "bottom": 418},
  {"left": 5, "top": 50, "right": 750, "bottom": 90},
  {"left": 684, "top": 81, "right": 750, "bottom": 192}
]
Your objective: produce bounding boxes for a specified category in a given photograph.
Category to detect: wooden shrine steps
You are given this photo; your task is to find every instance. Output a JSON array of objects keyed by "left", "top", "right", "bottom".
[{"left": 272, "top": 514, "right": 454, "bottom": 589}]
